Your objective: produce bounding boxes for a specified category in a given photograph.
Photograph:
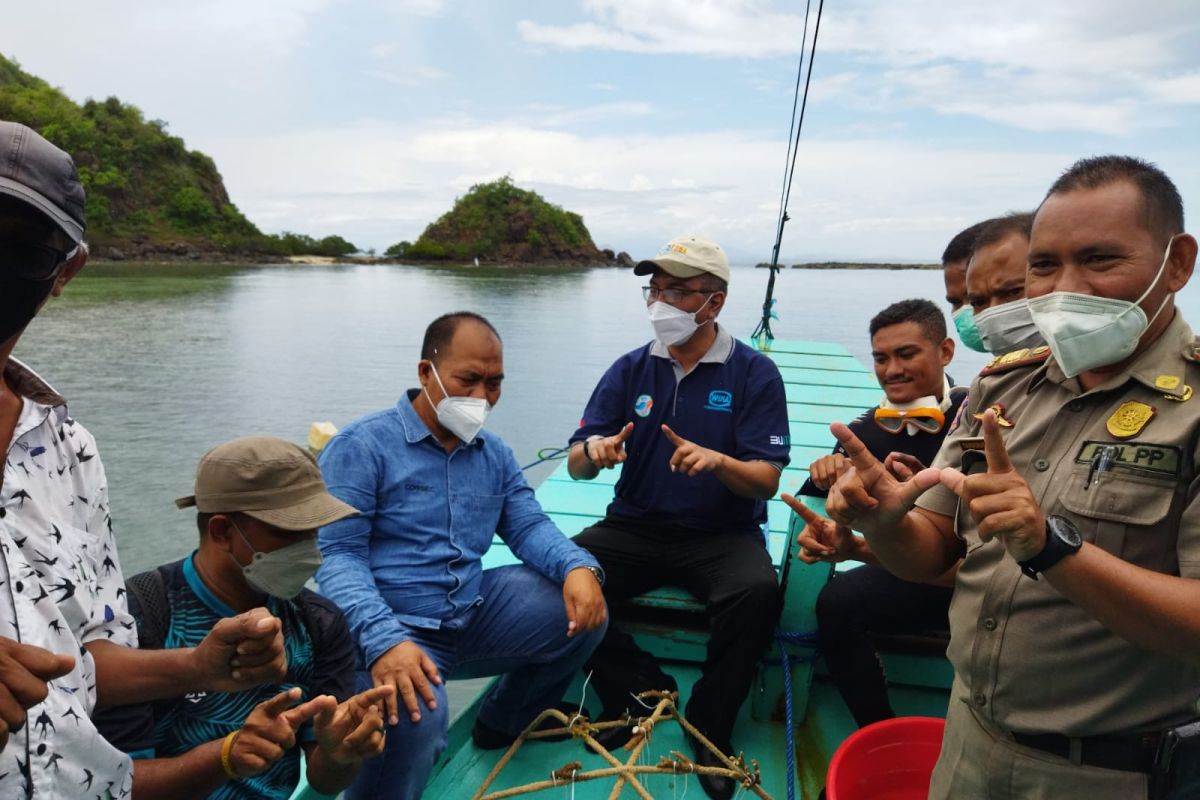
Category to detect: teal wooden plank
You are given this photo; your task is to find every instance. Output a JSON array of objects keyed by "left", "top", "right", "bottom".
[
  {"left": 778, "top": 365, "right": 880, "bottom": 390},
  {"left": 743, "top": 337, "right": 852, "bottom": 357},
  {"left": 765, "top": 351, "right": 869, "bottom": 371},
  {"left": 788, "top": 401, "right": 870, "bottom": 425},
  {"left": 786, "top": 383, "right": 880, "bottom": 407}
]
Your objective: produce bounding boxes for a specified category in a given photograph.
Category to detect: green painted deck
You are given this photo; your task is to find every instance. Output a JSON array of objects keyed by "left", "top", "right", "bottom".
[{"left": 291, "top": 337, "right": 952, "bottom": 799}]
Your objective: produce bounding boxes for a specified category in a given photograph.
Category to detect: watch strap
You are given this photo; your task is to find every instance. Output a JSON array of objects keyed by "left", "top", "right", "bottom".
[{"left": 1020, "top": 516, "right": 1081, "bottom": 579}]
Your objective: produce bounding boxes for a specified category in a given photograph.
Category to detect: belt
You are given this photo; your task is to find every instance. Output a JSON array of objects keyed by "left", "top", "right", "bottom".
[{"left": 1011, "top": 730, "right": 1162, "bottom": 774}]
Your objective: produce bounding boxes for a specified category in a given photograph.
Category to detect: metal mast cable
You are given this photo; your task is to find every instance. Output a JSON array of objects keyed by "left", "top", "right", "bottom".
[{"left": 752, "top": 0, "right": 826, "bottom": 341}]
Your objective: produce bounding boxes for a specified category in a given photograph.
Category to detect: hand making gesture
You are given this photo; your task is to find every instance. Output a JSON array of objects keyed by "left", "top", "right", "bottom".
[
  {"left": 225, "top": 687, "right": 334, "bottom": 778},
  {"left": 195, "top": 607, "right": 287, "bottom": 692},
  {"left": 824, "top": 422, "right": 942, "bottom": 536},
  {"left": 662, "top": 424, "right": 726, "bottom": 476},
  {"left": 781, "top": 494, "right": 865, "bottom": 564},
  {"left": 587, "top": 422, "right": 634, "bottom": 469},
  {"left": 939, "top": 410, "right": 1046, "bottom": 562},
  {"left": 312, "top": 685, "right": 393, "bottom": 766}
]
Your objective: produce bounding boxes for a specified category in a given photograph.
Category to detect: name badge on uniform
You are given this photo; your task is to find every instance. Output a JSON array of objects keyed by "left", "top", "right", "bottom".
[{"left": 1074, "top": 441, "right": 1181, "bottom": 480}]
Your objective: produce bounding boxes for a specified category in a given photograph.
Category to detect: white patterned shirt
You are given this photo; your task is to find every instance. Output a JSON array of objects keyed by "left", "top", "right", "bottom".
[{"left": 0, "top": 358, "right": 134, "bottom": 799}]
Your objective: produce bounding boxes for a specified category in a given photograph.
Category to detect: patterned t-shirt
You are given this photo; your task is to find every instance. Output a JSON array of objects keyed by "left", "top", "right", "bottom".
[
  {"left": 0, "top": 358, "right": 136, "bottom": 799},
  {"left": 97, "top": 555, "right": 355, "bottom": 800}
]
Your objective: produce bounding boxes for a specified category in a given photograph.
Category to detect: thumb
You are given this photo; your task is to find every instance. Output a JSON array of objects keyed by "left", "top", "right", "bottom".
[
  {"left": 313, "top": 700, "right": 336, "bottom": 732},
  {"left": 661, "top": 424, "right": 685, "bottom": 446},
  {"left": 897, "top": 467, "right": 943, "bottom": 508},
  {"left": 614, "top": 422, "right": 634, "bottom": 443},
  {"left": 238, "top": 607, "right": 278, "bottom": 638},
  {"left": 283, "top": 695, "right": 337, "bottom": 730},
  {"left": 939, "top": 467, "right": 966, "bottom": 497}
]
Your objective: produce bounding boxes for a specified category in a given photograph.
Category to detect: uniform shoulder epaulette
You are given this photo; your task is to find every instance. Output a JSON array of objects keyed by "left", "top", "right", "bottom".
[{"left": 980, "top": 345, "right": 1051, "bottom": 376}]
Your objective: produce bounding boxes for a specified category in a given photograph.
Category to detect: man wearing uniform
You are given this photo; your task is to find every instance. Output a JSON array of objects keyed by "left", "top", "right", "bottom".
[
  {"left": 943, "top": 220, "right": 989, "bottom": 350},
  {"left": 567, "top": 234, "right": 791, "bottom": 800},
  {"left": 787, "top": 298, "right": 964, "bottom": 729},
  {"left": 965, "top": 212, "right": 1044, "bottom": 355},
  {"left": 823, "top": 154, "right": 1200, "bottom": 799}
]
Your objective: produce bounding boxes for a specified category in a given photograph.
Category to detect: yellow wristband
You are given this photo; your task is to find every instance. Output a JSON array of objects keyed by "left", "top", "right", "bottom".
[{"left": 220, "top": 730, "right": 241, "bottom": 780}]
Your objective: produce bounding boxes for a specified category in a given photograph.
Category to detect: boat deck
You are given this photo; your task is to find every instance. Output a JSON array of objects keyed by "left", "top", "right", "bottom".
[{"left": 292, "top": 337, "right": 953, "bottom": 799}]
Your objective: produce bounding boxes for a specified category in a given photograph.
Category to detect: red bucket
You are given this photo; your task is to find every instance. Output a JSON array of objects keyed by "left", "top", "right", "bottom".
[{"left": 826, "top": 716, "right": 945, "bottom": 800}]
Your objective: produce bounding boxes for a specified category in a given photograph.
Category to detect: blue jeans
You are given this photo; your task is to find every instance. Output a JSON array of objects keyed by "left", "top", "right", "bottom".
[{"left": 344, "top": 565, "right": 607, "bottom": 800}]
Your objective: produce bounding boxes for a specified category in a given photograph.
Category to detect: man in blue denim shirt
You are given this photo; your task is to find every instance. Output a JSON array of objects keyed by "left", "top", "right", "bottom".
[{"left": 317, "top": 312, "right": 608, "bottom": 800}]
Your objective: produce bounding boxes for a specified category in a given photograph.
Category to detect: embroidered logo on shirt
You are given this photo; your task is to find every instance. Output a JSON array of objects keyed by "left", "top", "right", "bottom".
[
  {"left": 705, "top": 390, "right": 733, "bottom": 412},
  {"left": 634, "top": 394, "right": 654, "bottom": 417},
  {"left": 769, "top": 435, "right": 791, "bottom": 446}
]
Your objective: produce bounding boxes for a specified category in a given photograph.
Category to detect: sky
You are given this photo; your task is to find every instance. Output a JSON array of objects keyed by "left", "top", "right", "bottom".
[{"left": 5, "top": 0, "right": 1200, "bottom": 262}]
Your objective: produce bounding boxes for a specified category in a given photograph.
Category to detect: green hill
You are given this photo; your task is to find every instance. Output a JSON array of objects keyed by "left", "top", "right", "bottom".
[
  {"left": 391, "top": 177, "right": 610, "bottom": 264},
  {"left": 0, "top": 53, "right": 354, "bottom": 259}
]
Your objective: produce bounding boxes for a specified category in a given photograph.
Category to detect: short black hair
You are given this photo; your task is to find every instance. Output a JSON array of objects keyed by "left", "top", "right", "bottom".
[
  {"left": 970, "top": 211, "right": 1034, "bottom": 255},
  {"left": 1043, "top": 155, "right": 1184, "bottom": 241},
  {"left": 869, "top": 298, "right": 947, "bottom": 343},
  {"left": 941, "top": 219, "right": 990, "bottom": 267},
  {"left": 420, "top": 312, "right": 501, "bottom": 362}
]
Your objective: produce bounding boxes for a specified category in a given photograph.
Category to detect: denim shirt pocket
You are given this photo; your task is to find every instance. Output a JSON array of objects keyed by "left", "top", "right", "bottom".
[{"left": 450, "top": 493, "right": 505, "bottom": 559}]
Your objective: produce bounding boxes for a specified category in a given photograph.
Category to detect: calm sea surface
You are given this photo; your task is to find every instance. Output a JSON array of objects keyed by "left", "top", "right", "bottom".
[{"left": 16, "top": 261, "right": 1200, "bottom": 575}]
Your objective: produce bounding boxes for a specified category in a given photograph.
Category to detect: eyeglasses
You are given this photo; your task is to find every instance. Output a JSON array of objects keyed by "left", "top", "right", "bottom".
[
  {"left": 874, "top": 406, "right": 946, "bottom": 435},
  {"left": 1, "top": 237, "right": 68, "bottom": 281},
  {"left": 642, "top": 286, "right": 711, "bottom": 305}
]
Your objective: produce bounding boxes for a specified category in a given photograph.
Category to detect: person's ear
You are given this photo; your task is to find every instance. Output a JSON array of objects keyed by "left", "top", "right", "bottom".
[
  {"left": 1165, "top": 233, "right": 1197, "bottom": 293},
  {"left": 707, "top": 290, "right": 726, "bottom": 318},
  {"left": 51, "top": 244, "right": 88, "bottom": 298},
  {"left": 940, "top": 336, "right": 955, "bottom": 367},
  {"left": 207, "top": 514, "right": 236, "bottom": 552}
]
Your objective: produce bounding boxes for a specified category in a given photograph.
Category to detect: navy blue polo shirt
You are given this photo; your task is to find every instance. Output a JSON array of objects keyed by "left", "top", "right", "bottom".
[{"left": 571, "top": 324, "right": 791, "bottom": 534}]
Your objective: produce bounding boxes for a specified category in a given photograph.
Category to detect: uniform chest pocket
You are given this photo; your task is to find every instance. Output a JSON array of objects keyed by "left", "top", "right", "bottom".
[{"left": 1057, "top": 465, "right": 1177, "bottom": 564}]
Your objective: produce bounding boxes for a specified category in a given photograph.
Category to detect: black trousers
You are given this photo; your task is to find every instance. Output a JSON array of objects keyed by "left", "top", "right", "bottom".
[
  {"left": 573, "top": 514, "right": 782, "bottom": 745},
  {"left": 816, "top": 563, "right": 952, "bottom": 728}
]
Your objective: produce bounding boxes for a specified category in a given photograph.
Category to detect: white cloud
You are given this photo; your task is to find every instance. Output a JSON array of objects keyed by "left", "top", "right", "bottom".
[
  {"left": 205, "top": 116, "right": 1084, "bottom": 260},
  {"left": 364, "top": 66, "right": 450, "bottom": 86}
]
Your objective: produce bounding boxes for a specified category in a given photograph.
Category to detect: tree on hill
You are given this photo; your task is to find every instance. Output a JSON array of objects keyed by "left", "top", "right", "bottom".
[
  {"left": 0, "top": 53, "right": 355, "bottom": 257},
  {"left": 394, "top": 176, "right": 604, "bottom": 263}
]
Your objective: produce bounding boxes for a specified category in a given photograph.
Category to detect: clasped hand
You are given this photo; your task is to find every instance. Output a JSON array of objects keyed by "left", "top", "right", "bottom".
[{"left": 194, "top": 607, "right": 287, "bottom": 692}]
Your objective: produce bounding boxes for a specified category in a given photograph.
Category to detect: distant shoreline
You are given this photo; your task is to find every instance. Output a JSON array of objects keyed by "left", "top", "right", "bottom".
[{"left": 757, "top": 261, "right": 940, "bottom": 270}]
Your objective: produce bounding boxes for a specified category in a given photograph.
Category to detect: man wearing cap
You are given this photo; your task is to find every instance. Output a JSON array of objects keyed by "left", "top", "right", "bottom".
[
  {"left": 566, "top": 235, "right": 791, "bottom": 799},
  {"left": 96, "top": 436, "right": 392, "bottom": 799},
  {"left": 1, "top": 121, "right": 292, "bottom": 796},
  {"left": 317, "top": 311, "right": 608, "bottom": 800}
]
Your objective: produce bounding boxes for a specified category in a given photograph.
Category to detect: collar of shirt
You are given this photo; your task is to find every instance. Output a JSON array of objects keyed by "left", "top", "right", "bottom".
[
  {"left": 3, "top": 357, "right": 66, "bottom": 406},
  {"left": 396, "top": 387, "right": 486, "bottom": 448},
  {"left": 1034, "top": 311, "right": 1194, "bottom": 396},
  {"left": 649, "top": 322, "right": 734, "bottom": 381}
]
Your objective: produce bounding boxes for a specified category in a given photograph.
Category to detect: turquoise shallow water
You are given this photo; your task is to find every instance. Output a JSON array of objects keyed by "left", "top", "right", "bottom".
[{"left": 14, "top": 261, "right": 1200, "bottom": 574}]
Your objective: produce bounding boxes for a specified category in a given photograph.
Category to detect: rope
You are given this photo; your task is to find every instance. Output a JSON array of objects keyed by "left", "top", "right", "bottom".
[
  {"left": 752, "top": 0, "right": 827, "bottom": 342},
  {"left": 471, "top": 691, "right": 773, "bottom": 800},
  {"left": 521, "top": 446, "right": 569, "bottom": 471},
  {"left": 775, "top": 629, "right": 820, "bottom": 800}
]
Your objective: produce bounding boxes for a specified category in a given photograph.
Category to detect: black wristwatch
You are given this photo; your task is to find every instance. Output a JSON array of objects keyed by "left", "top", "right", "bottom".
[
  {"left": 584, "top": 566, "right": 605, "bottom": 586},
  {"left": 582, "top": 435, "right": 602, "bottom": 466},
  {"left": 1019, "top": 514, "right": 1082, "bottom": 580}
]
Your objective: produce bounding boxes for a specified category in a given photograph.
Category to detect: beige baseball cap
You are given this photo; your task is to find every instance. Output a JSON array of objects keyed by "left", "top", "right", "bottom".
[
  {"left": 175, "top": 436, "right": 358, "bottom": 531},
  {"left": 634, "top": 234, "right": 730, "bottom": 284}
]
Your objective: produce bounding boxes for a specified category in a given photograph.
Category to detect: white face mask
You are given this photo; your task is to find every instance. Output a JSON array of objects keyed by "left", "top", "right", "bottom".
[
  {"left": 230, "top": 520, "right": 322, "bottom": 600},
  {"left": 972, "top": 298, "right": 1044, "bottom": 354},
  {"left": 424, "top": 362, "right": 491, "bottom": 442},
  {"left": 647, "top": 295, "right": 712, "bottom": 347},
  {"left": 1027, "top": 238, "right": 1175, "bottom": 378}
]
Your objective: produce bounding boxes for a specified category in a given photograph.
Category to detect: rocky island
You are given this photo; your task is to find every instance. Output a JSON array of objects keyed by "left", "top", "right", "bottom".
[{"left": 386, "top": 177, "right": 630, "bottom": 267}]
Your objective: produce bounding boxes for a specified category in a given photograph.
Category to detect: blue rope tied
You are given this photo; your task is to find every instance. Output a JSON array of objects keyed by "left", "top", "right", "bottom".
[{"left": 776, "top": 629, "right": 819, "bottom": 800}]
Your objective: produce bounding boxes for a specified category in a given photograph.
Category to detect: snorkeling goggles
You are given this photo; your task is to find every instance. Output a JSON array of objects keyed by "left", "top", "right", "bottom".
[{"left": 873, "top": 405, "right": 946, "bottom": 435}]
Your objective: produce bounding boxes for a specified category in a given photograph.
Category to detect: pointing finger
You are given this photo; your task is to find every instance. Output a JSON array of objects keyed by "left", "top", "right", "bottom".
[
  {"left": 259, "top": 687, "right": 303, "bottom": 717},
  {"left": 781, "top": 494, "right": 823, "bottom": 527},
  {"left": 831, "top": 423, "right": 883, "bottom": 475},
  {"left": 661, "top": 424, "right": 686, "bottom": 447},
  {"left": 614, "top": 422, "right": 634, "bottom": 443},
  {"left": 982, "top": 411, "right": 1014, "bottom": 474}
]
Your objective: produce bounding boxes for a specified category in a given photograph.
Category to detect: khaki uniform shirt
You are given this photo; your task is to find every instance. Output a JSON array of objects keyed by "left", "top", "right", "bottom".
[{"left": 917, "top": 312, "right": 1200, "bottom": 738}]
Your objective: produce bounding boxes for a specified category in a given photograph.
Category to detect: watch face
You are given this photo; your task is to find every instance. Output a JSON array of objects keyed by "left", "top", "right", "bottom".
[{"left": 1048, "top": 515, "right": 1082, "bottom": 547}]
